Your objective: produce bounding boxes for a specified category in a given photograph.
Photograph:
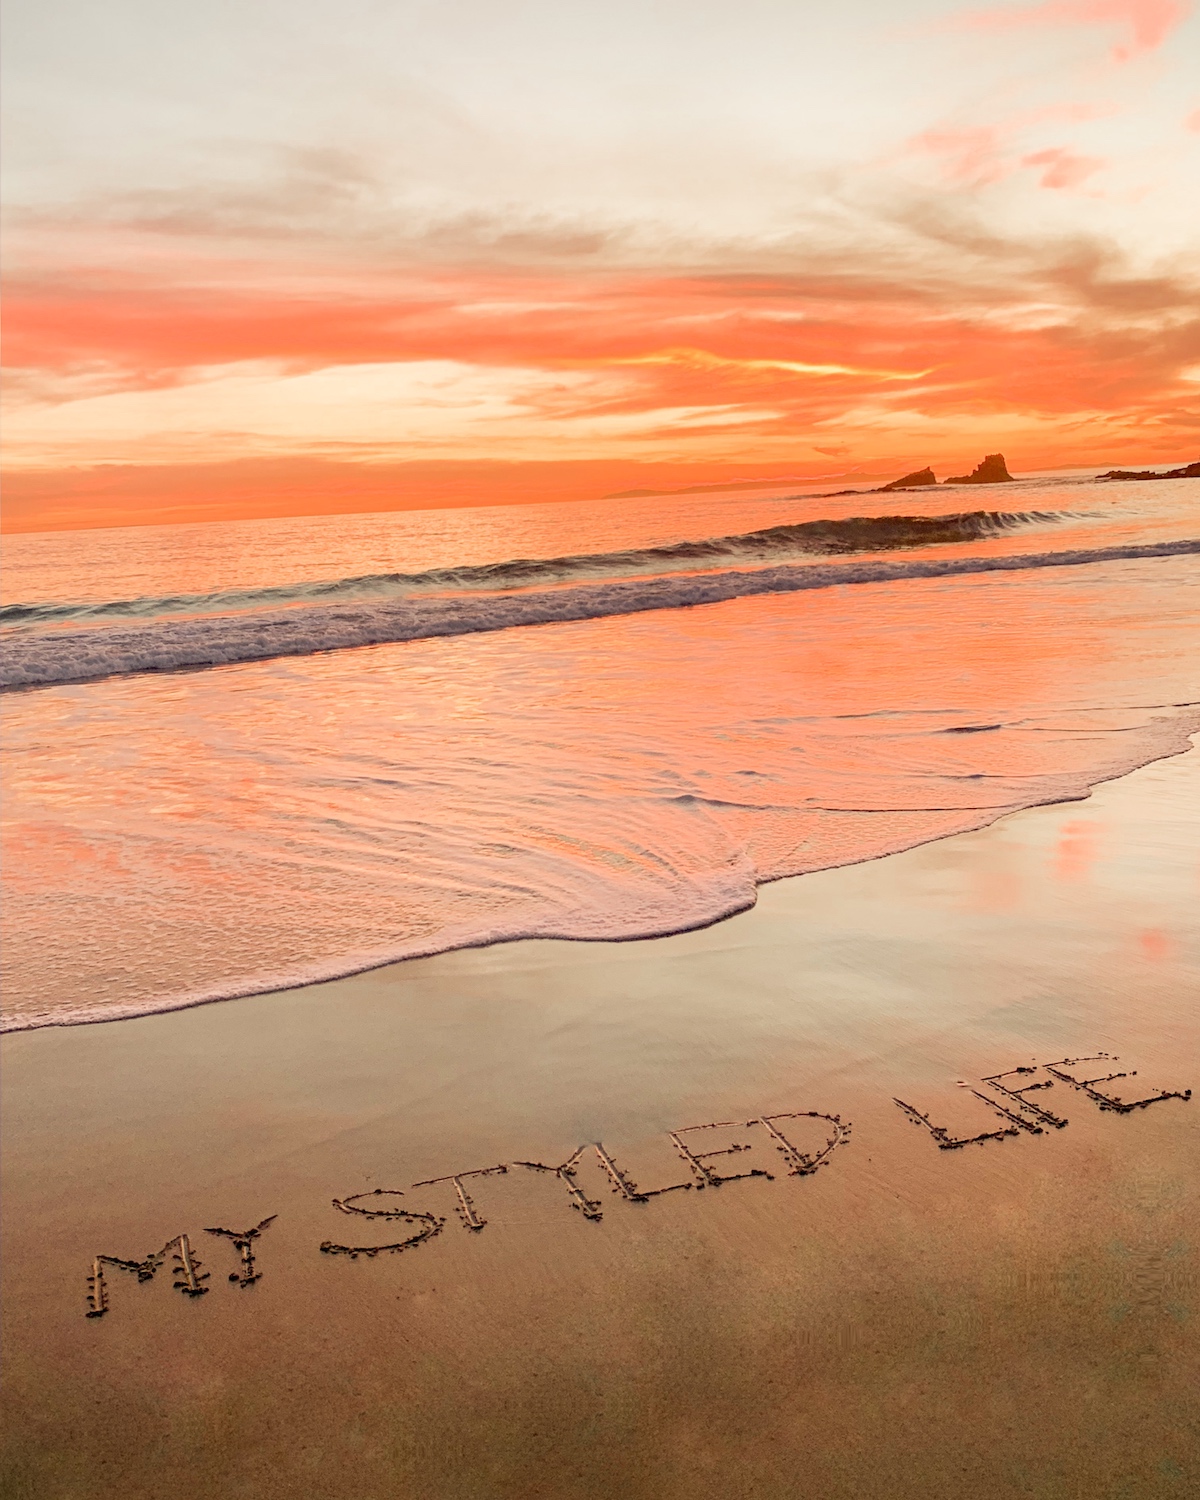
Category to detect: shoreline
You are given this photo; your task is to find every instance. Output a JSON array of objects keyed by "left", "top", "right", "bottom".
[{"left": 6, "top": 711, "right": 1197, "bottom": 1034}]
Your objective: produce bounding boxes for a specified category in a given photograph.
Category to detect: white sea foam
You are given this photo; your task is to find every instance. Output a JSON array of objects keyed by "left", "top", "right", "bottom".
[{"left": 6, "top": 709, "right": 1197, "bottom": 1034}]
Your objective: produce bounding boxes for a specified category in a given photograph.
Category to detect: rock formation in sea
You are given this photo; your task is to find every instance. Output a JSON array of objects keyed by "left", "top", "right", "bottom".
[
  {"left": 1098, "top": 460, "right": 1200, "bottom": 481},
  {"left": 878, "top": 467, "right": 937, "bottom": 491},
  {"left": 944, "top": 454, "right": 1014, "bottom": 485}
]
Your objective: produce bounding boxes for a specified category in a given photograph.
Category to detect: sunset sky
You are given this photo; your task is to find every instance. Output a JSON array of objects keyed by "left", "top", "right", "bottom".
[{"left": 4, "top": 0, "right": 1199, "bottom": 530}]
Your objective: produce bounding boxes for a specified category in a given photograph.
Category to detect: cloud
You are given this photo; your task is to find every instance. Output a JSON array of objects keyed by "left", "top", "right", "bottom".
[
  {"left": 591, "top": 348, "right": 934, "bottom": 382},
  {"left": 906, "top": 127, "right": 1009, "bottom": 185},
  {"left": 94, "top": 147, "right": 382, "bottom": 240},
  {"left": 5, "top": 175, "right": 1198, "bottom": 528},
  {"left": 5, "top": 235, "right": 1197, "bottom": 479},
  {"left": 5, "top": 138, "right": 633, "bottom": 270},
  {"left": 1021, "top": 147, "right": 1108, "bottom": 186},
  {"left": 948, "top": 1, "right": 1191, "bottom": 62},
  {"left": 7, "top": 195, "right": 1198, "bottom": 400}
]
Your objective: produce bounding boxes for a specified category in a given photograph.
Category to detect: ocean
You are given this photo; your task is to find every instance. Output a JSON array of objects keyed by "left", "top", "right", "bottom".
[{"left": 2, "top": 470, "right": 1197, "bottom": 1031}]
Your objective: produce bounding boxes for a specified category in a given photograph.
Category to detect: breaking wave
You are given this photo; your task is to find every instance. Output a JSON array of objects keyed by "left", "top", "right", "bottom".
[
  {"left": 2, "top": 537, "right": 1196, "bottom": 692},
  {"left": 1, "top": 508, "right": 1059, "bottom": 630}
]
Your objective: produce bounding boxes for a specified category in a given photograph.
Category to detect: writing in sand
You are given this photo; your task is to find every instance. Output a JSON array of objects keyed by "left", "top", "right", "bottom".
[{"left": 83, "top": 1052, "right": 1190, "bottom": 1318}]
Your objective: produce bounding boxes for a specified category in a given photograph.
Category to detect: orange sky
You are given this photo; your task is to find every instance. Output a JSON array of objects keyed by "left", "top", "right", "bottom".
[{"left": 4, "top": 0, "right": 1199, "bottom": 531}]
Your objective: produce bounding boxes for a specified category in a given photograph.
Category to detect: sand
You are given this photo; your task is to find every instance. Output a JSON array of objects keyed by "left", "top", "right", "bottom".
[{"left": 2, "top": 745, "right": 1197, "bottom": 1500}]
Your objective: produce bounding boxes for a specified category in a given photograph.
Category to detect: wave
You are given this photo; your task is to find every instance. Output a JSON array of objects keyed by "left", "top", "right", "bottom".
[
  {"left": 9, "top": 706, "right": 1199, "bottom": 1033},
  {"left": 0, "top": 508, "right": 1060, "bottom": 629},
  {"left": 3, "top": 537, "right": 1195, "bottom": 693}
]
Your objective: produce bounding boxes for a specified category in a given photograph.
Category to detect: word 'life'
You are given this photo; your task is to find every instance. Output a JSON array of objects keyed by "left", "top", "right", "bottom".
[{"left": 893, "top": 1052, "right": 1191, "bottom": 1150}]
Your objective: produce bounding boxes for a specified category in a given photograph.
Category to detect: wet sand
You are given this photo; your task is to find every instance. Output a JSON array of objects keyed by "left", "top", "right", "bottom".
[{"left": 2, "top": 745, "right": 1197, "bottom": 1499}]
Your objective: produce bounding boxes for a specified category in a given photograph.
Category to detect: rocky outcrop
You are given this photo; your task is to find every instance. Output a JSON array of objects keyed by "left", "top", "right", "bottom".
[
  {"left": 944, "top": 454, "right": 1014, "bottom": 485},
  {"left": 1098, "top": 460, "right": 1200, "bottom": 481},
  {"left": 878, "top": 467, "right": 937, "bottom": 491}
]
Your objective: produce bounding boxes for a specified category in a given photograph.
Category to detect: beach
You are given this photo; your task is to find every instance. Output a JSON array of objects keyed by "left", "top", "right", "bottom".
[
  {"left": 8, "top": 0, "right": 1200, "bottom": 1489},
  {"left": 3, "top": 739, "right": 1196, "bottom": 1499}
]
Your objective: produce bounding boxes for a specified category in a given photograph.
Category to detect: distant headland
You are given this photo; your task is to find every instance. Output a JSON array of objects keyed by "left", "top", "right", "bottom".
[{"left": 1097, "top": 461, "right": 1200, "bottom": 481}]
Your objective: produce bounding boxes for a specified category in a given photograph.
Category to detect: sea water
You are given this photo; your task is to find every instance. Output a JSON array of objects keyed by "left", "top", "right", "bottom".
[{"left": 2, "top": 472, "right": 1197, "bottom": 1030}]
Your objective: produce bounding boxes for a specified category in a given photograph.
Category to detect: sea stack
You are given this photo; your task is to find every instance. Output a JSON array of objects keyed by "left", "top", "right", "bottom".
[
  {"left": 944, "top": 453, "right": 1014, "bottom": 485},
  {"left": 879, "top": 466, "right": 937, "bottom": 491}
]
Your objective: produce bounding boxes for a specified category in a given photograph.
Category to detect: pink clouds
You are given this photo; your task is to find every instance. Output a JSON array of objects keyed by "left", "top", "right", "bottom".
[
  {"left": 907, "top": 126, "right": 1009, "bottom": 183},
  {"left": 909, "top": 128, "right": 1108, "bottom": 190},
  {"left": 952, "top": 0, "right": 1190, "bottom": 60},
  {"left": 1021, "top": 147, "right": 1108, "bottom": 185}
]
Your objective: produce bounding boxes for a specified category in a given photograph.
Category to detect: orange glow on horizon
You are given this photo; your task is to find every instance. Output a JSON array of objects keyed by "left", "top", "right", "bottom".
[{"left": 5, "top": 262, "right": 1198, "bottom": 531}]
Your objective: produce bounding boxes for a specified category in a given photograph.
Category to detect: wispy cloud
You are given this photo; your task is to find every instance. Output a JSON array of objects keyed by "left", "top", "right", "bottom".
[
  {"left": 589, "top": 348, "right": 935, "bottom": 382},
  {"left": 1020, "top": 147, "right": 1108, "bottom": 185},
  {"left": 946, "top": 0, "right": 1191, "bottom": 62}
]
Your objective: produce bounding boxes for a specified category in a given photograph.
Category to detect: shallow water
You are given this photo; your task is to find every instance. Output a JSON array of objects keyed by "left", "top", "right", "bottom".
[{"left": 3, "top": 490, "right": 1198, "bottom": 1029}]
